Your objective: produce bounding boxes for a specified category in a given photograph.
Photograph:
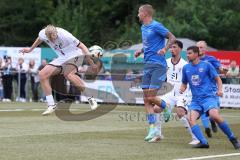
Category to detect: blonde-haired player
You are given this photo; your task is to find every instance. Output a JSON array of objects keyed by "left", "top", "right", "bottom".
[
  {"left": 149, "top": 40, "right": 199, "bottom": 145},
  {"left": 20, "top": 24, "right": 98, "bottom": 115},
  {"left": 135, "top": 4, "right": 176, "bottom": 142}
]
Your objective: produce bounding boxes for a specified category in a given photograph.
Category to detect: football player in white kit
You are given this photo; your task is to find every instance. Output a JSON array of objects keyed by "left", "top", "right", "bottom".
[
  {"left": 149, "top": 40, "right": 199, "bottom": 145},
  {"left": 20, "top": 24, "right": 98, "bottom": 115}
]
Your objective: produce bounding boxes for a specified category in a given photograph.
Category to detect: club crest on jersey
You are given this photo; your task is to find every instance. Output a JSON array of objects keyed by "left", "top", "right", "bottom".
[
  {"left": 191, "top": 75, "right": 201, "bottom": 86},
  {"left": 199, "top": 68, "right": 204, "bottom": 72}
]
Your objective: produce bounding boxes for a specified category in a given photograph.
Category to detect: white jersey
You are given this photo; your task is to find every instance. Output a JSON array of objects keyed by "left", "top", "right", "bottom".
[
  {"left": 161, "top": 58, "right": 190, "bottom": 110},
  {"left": 166, "top": 58, "right": 187, "bottom": 96},
  {"left": 39, "top": 27, "right": 82, "bottom": 58}
]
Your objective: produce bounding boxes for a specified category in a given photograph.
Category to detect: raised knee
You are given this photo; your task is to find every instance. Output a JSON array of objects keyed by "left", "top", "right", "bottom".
[
  {"left": 188, "top": 119, "right": 195, "bottom": 126},
  {"left": 64, "top": 73, "right": 74, "bottom": 80},
  {"left": 39, "top": 71, "right": 48, "bottom": 81},
  {"left": 153, "top": 105, "right": 162, "bottom": 113},
  {"left": 145, "top": 96, "right": 154, "bottom": 103},
  {"left": 176, "top": 107, "right": 187, "bottom": 118}
]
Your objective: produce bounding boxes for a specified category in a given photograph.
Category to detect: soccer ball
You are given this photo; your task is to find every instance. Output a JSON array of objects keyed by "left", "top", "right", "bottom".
[{"left": 89, "top": 45, "right": 104, "bottom": 58}]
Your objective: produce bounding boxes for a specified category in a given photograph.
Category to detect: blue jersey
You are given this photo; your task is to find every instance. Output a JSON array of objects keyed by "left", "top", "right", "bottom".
[
  {"left": 201, "top": 54, "right": 221, "bottom": 92},
  {"left": 200, "top": 55, "right": 221, "bottom": 72},
  {"left": 141, "top": 20, "right": 169, "bottom": 67},
  {"left": 182, "top": 61, "right": 219, "bottom": 100}
]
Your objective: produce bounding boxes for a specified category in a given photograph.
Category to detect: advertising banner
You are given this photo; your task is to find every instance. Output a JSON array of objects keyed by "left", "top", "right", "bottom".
[
  {"left": 207, "top": 51, "right": 240, "bottom": 67},
  {"left": 81, "top": 81, "right": 240, "bottom": 108},
  {"left": 80, "top": 80, "right": 171, "bottom": 105},
  {"left": 220, "top": 84, "right": 240, "bottom": 108}
]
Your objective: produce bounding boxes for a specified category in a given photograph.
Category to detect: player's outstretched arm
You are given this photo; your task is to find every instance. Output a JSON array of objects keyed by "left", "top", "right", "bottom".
[{"left": 20, "top": 37, "right": 43, "bottom": 54}]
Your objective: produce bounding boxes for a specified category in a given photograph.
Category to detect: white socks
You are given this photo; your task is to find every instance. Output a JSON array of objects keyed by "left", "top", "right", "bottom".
[
  {"left": 181, "top": 116, "right": 198, "bottom": 140},
  {"left": 155, "top": 113, "right": 162, "bottom": 136},
  {"left": 46, "top": 95, "right": 55, "bottom": 106}
]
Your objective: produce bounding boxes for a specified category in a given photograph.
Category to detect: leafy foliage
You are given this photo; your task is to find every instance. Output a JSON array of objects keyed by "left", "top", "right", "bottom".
[
  {"left": 161, "top": 0, "right": 240, "bottom": 49},
  {"left": 0, "top": 0, "right": 53, "bottom": 46},
  {"left": 0, "top": 0, "right": 239, "bottom": 49}
]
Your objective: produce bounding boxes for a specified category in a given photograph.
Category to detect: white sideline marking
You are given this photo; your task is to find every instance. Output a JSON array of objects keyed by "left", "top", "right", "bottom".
[
  {"left": 0, "top": 109, "right": 43, "bottom": 112},
  {"left": 174, "top": 153, "right": 240, "bottom": 160},
  {"left": 0, "top": 108, "right": 95, "bottom": 112}
]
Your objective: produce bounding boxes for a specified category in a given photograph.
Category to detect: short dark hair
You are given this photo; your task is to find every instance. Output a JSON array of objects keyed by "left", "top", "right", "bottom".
[
  {"left": 174, "top": 40, "right": 183, "bottom": 49},
  {"left": 187, "top": 46, "right": 199, "bottom": 55}
]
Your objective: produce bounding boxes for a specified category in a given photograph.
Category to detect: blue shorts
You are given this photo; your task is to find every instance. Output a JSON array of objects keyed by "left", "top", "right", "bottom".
[
  {"left": 189, "top": 97, "right": 219, "bottom": 114},
  {"left": 141, "top": 63, "right": 166, "bottom": 89}
]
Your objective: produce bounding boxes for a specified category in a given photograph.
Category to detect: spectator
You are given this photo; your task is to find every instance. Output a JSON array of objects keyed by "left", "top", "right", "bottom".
[
  {"left": 15, "top": 57, "right": 28, "bottom": 102},
  {"left": 38, "top": 59, "right": 48, "bottom": 102},
  {"left": 0, "top": 58, "right": 4, "bottom": 100},
  {"left": 51, "top": 74, "right": 68, "bottom": 102},
  {"left": 2, "top": 56, "right": 13, "bottom": 102},
  {"left": 124, "top": 69, "right": 136, "bottom": 81},
  {"left": 226, "top": 60, "right": 239, "bottom": 84},
  {"left": 104, "top": 71, "right": 112, "bottom": 81},
  {"left": 28, "top": 59, "right": 39, "bottom": 102}
]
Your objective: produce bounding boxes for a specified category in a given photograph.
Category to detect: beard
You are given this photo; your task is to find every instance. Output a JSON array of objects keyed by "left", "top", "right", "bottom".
[{"left": 187, "top": 58, "right": 193, "bottom": 62}]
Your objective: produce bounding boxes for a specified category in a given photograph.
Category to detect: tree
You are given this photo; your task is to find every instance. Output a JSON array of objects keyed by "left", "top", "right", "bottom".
[
  {"left": 0, "top": 0, "right": 239, "bottom": 50},
  {"left": 160, "top": 0, "right": 240, "bottom": 50},
  {"left": 0, "top": 0, "right": 54, "bottom": 46}
]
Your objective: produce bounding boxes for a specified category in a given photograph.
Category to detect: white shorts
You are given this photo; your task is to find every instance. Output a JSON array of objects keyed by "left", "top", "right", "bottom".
[
  {"left": 49, "top": 48, "right": 84, "bottom": 74},
  {"left": 50, "top": 48, "right": 84, "bottom": 65},
  {"left": 160, "top": 91, "right": 189, "bottom": 111}
]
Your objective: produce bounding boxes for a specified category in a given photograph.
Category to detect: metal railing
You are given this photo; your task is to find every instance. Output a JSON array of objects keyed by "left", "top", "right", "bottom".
[{"left": 0, "top": 70, "right": 239, "bottom": 102}]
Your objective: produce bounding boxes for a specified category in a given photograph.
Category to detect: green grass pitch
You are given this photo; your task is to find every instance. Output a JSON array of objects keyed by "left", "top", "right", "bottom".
[{"left": 0, "top": 102, "right": 239, "bottom": 160}]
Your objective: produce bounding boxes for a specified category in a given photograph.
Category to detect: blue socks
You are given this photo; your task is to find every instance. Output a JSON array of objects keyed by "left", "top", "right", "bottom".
[
  {"left": 191, "top": 121, "right": 235, "bottom": 144},
  {"left": 191, "top": 124, "right": 208, "bottom": 144},
  {"left": 147, "top": 114, "right": 156, "bottom": 125},
  {"left": 201, "top": 113, "right": 210, "bottom": 128},
  {"left": 218, "top": 121, "right": 235, "bottom": 140}
]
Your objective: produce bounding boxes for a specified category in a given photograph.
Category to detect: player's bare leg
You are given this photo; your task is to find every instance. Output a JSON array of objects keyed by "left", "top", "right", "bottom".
[
  {"left": 143, "top": 89, "right": 158, "bottom": 141},
  {"left": 145, "top": 89, "right": 170, "bottom": 122},
  {"left": 39, "top": 65, "right": 61, "bottom": 115},
  {"left": 176, "top": 107, "right": 199, "bottom": 145},
  {"left": 143, "top": 89, "right": 168, "bottom": 142},
  {"left": 63, "top": 65, "right": 85, "bottom": 92},
  {"left": 188, "top": 110, "right": 209, "bottom": 148},
  {"left": 148, "top": 105, "right": 164, "bottom": 143},
  {"left": 208, "top": 108, "right": 240, "bottom": 149},
  {"left": 63, "top": 64, "right": 98, "bottom": 110}
]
